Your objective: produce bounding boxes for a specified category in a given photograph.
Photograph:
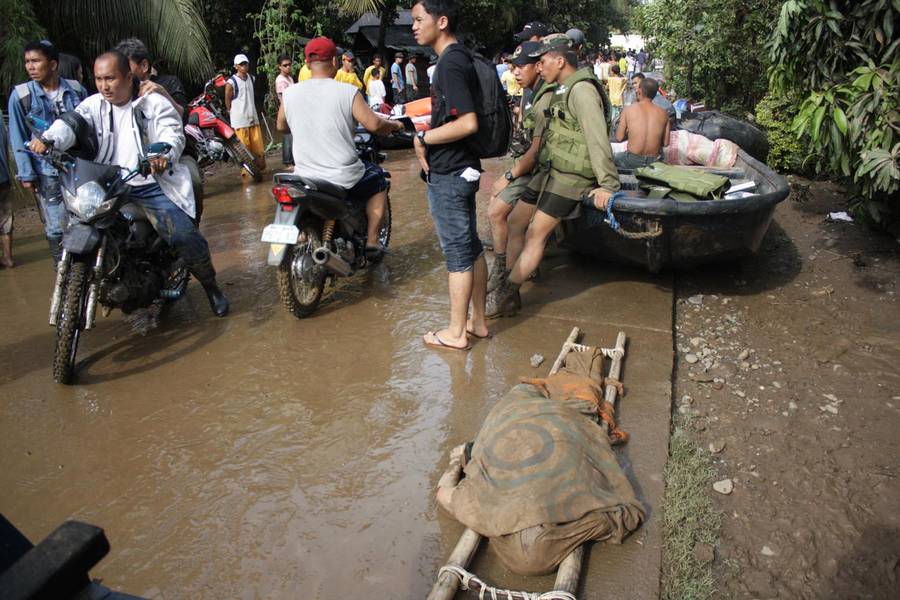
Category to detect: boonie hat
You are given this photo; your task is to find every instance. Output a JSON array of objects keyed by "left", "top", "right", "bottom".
[
  {"left": 233, "top": 53, "right": 249, "bottom": 65},
  {"left": 515, "top": 21, "right": 550, "bottom": 41},
  {"left": 528, "top": 34, "right": 572, "bottom": 57},
  {"left": 509, "top": 41, "right": 542, "bottom": 66},
  {"left": 305, "top": 37, "right": 337, "bottom": 62}
]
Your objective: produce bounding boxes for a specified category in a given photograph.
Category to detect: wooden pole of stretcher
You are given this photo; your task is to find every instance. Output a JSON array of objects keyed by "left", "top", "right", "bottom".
[
  {"left": 428, "top": 327, "right": 582, "bottom": 600},
  {"left": 552, "top": 330, "right": 627, "bottom": 596}
]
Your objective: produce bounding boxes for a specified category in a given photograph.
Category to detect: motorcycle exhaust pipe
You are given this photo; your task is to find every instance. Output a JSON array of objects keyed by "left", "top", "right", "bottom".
[
  {"left": 48, "top": 250, "right": 70, "bottom": 326},
  {"left": 312, "top": 245, "right": 351, "bottom": 277}
]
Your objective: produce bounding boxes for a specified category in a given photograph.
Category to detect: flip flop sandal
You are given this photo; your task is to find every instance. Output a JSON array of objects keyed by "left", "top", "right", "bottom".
[
  {"left": 423, "top": 331, "right": 472, "bottom": 352},
  {"left": 466, "top": 329, "right": 493, "bottom": 340}
]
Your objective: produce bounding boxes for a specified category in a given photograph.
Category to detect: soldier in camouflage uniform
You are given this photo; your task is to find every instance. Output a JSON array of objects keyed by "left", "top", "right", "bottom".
[{"left": 486, "top": 40, "right": 556, "bottom": 293}]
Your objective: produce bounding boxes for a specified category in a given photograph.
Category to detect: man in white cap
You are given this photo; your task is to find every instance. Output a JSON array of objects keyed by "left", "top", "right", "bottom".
[{"left": 225, "top": 53, "right": 266, "bottom": 177}]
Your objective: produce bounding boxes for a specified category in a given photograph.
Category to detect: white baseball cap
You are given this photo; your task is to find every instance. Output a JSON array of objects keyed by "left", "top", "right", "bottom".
[{"left": 233, "top": 53, "right": 250, "bottom": 65}]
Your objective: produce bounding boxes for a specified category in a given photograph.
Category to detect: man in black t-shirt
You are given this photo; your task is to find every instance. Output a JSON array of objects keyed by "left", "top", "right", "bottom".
[{"left": 412, "top": 0, "right": 489, "bottom": 350}]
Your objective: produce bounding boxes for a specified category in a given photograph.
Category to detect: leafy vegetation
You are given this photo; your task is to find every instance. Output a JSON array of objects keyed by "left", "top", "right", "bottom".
[
  {"left": 769, "top": 0, "right": 899, "bottom": 231},
  {"left": 632, "top": 0, "right": 782, "bottom": 113},
  {"left": 754, "top": 90, "right": 807, "bottom": 173}
]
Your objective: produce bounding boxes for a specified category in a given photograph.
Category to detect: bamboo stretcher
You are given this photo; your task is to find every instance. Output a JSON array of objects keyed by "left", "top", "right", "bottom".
[{"left": 428, "top": 327, "right": 628, "bottom": 600}]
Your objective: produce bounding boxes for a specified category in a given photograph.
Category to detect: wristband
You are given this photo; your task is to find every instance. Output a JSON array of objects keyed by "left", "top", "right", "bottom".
[{"left": 416, "top": 130, "right": 428, "bottom": 148}]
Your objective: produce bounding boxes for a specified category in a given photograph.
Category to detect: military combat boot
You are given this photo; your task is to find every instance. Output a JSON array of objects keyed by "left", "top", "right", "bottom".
[
  {"left": 485, "top": 278, "right": 521, "bottom": 319},
  {"left": 189, "top": 259, "right": 229, "bottom": 317},
  {"left": 486, "top": 253, "right": 507, "bottom": 294}
]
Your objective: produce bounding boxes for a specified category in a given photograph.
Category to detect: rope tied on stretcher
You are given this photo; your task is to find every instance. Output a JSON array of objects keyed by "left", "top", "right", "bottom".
[{"left": 437, "top": 565, "right": 577, "bottom": 600}]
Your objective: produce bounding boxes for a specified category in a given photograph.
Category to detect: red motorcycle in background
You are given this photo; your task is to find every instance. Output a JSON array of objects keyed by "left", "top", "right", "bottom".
[{"left": 184, "top": 75, "right": 263, "bottom": 184}]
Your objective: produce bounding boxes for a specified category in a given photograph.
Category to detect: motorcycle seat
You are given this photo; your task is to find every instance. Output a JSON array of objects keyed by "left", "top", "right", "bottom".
[
  {"left": 120, "top": 203, "right": 149, "bottom": 222},
  {"left": 274, "top": 173, "right": 347, "bottom": 200}
]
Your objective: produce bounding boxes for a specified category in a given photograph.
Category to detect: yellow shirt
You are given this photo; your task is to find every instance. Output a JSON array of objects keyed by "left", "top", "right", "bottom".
[
  {"left": 501, "top": 70, "right": 521, "bottom": 97},
  {"left": 298, "top": 64, "right": 312, "bottom": 82},
  {"left": 334, "top": 68, "right": 363, "bottom": 90},
  {"left": 607, "top": 76, "right": 627, "bottom": 107},
  {"left": 618, "top": 58, "right": 627, "bottom": 75}
]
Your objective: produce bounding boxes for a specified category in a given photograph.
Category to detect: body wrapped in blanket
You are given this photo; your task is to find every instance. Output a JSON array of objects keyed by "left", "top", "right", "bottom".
[{"left": 436, "top": 349, "right": 645, "bottom": 576}]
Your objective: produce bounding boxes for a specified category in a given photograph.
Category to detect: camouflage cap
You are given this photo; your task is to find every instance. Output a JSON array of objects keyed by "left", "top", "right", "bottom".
[
  {"left": 509, "top": 41, "right": 542, "bottom": 66},
  {"left": 528, "top": 33, "right": 573, "bottom": 58}
]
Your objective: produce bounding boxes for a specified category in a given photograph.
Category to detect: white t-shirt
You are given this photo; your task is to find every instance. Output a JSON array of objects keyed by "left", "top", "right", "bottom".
[
  {"left": 283, "top": 78, "right": 365, "bottom": 189},
  {"left": 367, "top": 78, "right": 386, "bottom": 108},
  {"left": 427, "top": 65, "right": 436, "bottom": 84},
  {"left": 229, "top": 74, "right": 258, "bottom": 129},
  {"left": 111, "top": 102, "right": 154, "bottom": 186}
]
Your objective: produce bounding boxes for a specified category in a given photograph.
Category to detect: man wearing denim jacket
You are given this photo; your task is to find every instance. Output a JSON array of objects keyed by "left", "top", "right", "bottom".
[{"left": 7, "top": 40, "right": 87, "bottom": 265}]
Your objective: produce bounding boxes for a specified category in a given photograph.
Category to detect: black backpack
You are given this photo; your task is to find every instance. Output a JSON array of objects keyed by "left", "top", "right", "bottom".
[{"left": 446, "top": 46, "right": 512, "bottom": 159}]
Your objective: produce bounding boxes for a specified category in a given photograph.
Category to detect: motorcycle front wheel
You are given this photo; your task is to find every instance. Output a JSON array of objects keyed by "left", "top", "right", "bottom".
[
  {"left": 276, "top": 223, "right": 326, "bottom": 318},
  {"left": 224, "top": 136, "right": 263, "bottom": 183},
  {"left": 53, "top": 260, "right": 87, "bottom": 384}
]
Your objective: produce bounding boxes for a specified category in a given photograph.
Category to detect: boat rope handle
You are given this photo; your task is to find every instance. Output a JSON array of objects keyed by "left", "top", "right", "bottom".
[
  {"left": 604, "top": 191, "right": 664, "bottom": 240},
  {"left": 438, "top": 565, "right": 578, "bottom": 600}
]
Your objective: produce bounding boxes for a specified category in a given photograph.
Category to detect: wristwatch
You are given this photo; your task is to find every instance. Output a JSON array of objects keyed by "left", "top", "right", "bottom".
[
  {"left": 504, "top": 169, "right": 515, "bottom": 181},
  {"left": 416, "top": 130, "right": 428, "bottom": 148}
]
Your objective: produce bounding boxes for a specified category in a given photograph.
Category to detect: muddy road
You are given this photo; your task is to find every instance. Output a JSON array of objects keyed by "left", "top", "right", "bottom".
[{"left": 0, "top": 152, "right": 673, "bottom": 599}]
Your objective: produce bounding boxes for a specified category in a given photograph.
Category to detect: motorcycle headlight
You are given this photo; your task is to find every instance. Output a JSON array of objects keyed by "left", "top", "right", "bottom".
[{"left": 64, "top": 181, "right": 109, "bottom": 221}]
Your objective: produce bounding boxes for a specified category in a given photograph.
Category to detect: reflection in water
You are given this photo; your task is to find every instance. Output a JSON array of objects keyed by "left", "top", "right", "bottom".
[{"left": 0, "top": 152, "right": 526, "bottom": 598}]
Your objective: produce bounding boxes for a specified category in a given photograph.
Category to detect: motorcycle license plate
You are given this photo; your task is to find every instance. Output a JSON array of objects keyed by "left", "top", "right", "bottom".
[{"left": 261, "top": 224, "right": 300, "bottom": 245}]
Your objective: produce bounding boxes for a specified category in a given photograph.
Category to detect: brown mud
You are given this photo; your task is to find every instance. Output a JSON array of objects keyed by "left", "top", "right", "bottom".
[
  {"left": 672, "top": 178, "right": 900, "bottom": 599},
  {"left": 0, "top": 151, "right": 673, "bottom": 599}
]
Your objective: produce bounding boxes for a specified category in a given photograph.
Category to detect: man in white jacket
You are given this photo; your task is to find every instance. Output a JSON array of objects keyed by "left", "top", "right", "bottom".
[{"left": 31, "top": 51, "right": 229, "bottom": 316}]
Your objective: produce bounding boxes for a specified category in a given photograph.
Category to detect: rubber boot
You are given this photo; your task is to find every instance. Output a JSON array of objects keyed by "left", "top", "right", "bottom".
[
  {"left": 47, "top": 235, "right": 63, "bottom": 268},
  {"left": 189, "top": 260, "right": 229, "bottom": 317},
  {"left": 485, "top": 278, "right": 521, "bottom": 319},
  {"left": 486, "top": 253, "right": 507, "bottom": 294},
  {"left": 0, "top": 234, "right": 13, "bottom": 268}
]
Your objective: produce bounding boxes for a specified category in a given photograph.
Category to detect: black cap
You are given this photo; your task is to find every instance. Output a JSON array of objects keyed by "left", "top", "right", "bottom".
[
  {"left": 509, "top": 42, "right": 542, "bottom": 66},
  {"left": 515, "top": 22, "right": 549, "bottom": 41}
]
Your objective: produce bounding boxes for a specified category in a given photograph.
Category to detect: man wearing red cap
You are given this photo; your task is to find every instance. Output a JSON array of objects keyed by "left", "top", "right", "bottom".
[{"left": 276, "top": 37, "right": 404, "bottom": 258}]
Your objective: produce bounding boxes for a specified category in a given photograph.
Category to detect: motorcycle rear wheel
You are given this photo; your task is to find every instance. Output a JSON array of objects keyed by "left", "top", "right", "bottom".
[
  {"left": 53, "top": 260, "right": 87, "bottom": 384},
  {"left": 224, "top": 136, "right": 263, "bottom": 182},
  {"left": 277, "top": 224, "right": 326, "bottom": 318}
]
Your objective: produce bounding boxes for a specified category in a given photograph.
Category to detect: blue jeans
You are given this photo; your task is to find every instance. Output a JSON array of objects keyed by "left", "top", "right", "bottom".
[
  {"left": 36, "top": 175, "right": 68, "bottom": 238},
  {"left": 127, "top": 183, "right": 213, "bottom": 273},
  {"left": 426, "top": 170, "right": 483, "bottom": 273}
]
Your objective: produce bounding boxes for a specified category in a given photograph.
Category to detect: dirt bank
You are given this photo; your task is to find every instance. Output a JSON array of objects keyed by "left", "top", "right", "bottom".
[{"left": 669, "top": 178, "right": 900, "bottom": 599}]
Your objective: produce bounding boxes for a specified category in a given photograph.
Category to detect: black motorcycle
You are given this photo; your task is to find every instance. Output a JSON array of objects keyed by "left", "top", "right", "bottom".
[
  {"left": 37, "top": 142, "right": 191, "bottom": 384},
  {"left": 261, "top": 120, "right": 412, "bottom": 318}
]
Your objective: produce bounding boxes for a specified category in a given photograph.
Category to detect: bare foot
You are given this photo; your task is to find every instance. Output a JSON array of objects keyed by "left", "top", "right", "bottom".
[{"left": 0, "top": 257, "right": 13, "bottom": 269}]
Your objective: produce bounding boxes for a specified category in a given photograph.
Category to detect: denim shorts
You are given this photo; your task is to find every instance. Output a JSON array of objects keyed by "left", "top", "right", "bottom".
[
  {"left": 346, "top": 160, "right": 389, "bottom": 204},
  {"left": 426, "top": 170, "right": 483, "bottom": 272}
]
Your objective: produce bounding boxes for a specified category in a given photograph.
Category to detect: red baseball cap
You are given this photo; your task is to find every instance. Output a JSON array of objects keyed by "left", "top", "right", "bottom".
[{"left": 305, "top": 37, "right": 337, "bottom": 63}]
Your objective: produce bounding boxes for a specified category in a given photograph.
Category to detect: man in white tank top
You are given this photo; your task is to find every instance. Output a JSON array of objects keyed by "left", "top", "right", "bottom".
[
  {"left": 224, "top": 53, "right": 266, "bottom": 177},
  {"left": 276, "top": 37, "right": 404, "bottom": 258}
]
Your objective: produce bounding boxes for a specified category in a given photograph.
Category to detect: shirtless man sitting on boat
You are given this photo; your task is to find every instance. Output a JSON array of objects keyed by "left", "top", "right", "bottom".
[{"left": 613, "top": 77, "right": 670, "bottom": 170}]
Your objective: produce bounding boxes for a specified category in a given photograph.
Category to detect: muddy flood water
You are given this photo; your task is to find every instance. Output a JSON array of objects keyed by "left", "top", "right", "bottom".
[{"left": 1, "top": 151, "right": 652, "bottom": 598}]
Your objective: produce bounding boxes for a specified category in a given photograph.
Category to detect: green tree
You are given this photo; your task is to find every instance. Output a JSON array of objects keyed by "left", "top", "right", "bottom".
[
  {"left": 1, "top": 0, "right": 213, "bottom": 92},
  {"left": 633, "top": 0, "right": 781, "bottom": 113},
  {"left": 769, "top": 0, "right": 899, "bottom": 230}
]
